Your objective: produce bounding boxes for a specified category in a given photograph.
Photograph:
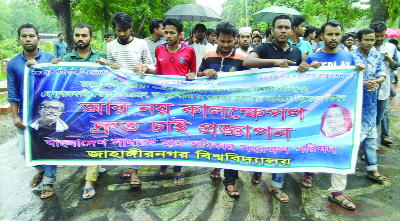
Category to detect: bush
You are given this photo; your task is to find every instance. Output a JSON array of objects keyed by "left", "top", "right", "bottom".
[
  {"left": 39, "top": 42, "right": 54, "bottom": 55},
  {"left": 0, "top": 38, "right": 20, "bottom": 60}
]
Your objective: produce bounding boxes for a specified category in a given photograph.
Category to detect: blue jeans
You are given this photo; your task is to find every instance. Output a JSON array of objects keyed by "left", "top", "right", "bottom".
[
  {"left": 17, "top": 128, "right": 57, "bottom": 185},
  {"left": 376, "top": 99, "right": 389, "bottom": 138},
  {"left": 362, "top": 138, "right": 378, "bottom": 171},
  {"left": 159, "top": 165, "right": 182, "bottom": 173},
  {"left": 253, "top": 172, "right": 285, "bottom": 188}
]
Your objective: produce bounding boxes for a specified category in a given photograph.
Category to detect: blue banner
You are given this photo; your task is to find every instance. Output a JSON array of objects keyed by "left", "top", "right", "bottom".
[{"left": 24, "top": 63, "right": 362, "bottom": 174}]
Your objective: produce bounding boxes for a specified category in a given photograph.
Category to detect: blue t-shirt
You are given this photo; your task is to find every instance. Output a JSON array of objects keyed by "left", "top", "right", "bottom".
[
  {"left": 288, "top": 38, "right": 312, "bottom": 55},
  {"left": 7, "top": 49, "right": 55, "bottom": 117},
  {"left": 305, "top": 49, "right": 355, "bottom": 66}
]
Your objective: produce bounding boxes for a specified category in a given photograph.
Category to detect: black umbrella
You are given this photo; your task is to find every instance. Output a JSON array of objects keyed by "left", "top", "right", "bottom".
[{"left": 163, "top": 4, "right": 222, "bottom": 22}]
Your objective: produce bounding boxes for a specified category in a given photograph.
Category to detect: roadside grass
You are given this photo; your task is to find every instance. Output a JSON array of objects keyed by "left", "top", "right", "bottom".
[{"left": 0, "top": 71, "right": 5, "bottom": 81}]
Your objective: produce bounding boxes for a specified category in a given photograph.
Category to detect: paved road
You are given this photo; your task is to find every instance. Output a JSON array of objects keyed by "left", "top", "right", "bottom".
[{"left": 1, "top": 86, "right": 400, "bottom": 220}]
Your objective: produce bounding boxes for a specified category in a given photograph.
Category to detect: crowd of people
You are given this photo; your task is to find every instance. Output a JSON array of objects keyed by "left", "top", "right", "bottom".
[{"left": 7, "top": 11, "right": 399, "bottom": 211}]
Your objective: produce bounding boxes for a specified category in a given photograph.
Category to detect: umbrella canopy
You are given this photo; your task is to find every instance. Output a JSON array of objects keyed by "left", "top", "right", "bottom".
[
  {"left": 163, "top": 4, "right": 222, "bottom": 22},
  {"left": 253, "top": 6, "right": 301, "bottom": 23},
  {"left": 385, "top": 28, "right": 400, "bottom": 38}
]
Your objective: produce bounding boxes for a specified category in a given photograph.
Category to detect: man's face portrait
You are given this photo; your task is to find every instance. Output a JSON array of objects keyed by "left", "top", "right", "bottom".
[{"left": 39, "top": 100, "right": 64, "bottom": 124}]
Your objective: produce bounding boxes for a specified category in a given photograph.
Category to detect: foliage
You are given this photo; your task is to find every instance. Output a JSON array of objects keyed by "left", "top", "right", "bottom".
[
  {"left": 0, "top": 38, "right": 20, "bottom": 60},
  {"left": 0, "top": 72, "right": 6, "bottom": 81},
  {"left": 38, "top": 0, "right": 195, "bottom": 39},
  {"left": 39, "top": 42, "right": 55, "bottom": 55},
  {"left": 386, "top": 0, "right": 400, "bottom": 27},
  {"left": 301, "top": 0, "right": 366, "bottom": 29},
  {"left": 221, "top": 0, "right": 368, "bottom": 32},
  {"left": 0, "top": 0, "right": 58, "bottom": 39}
]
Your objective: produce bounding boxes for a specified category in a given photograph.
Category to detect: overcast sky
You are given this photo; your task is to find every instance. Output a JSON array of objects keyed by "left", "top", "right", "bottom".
[{"left": 196, "top": 0, "right": 226, "bottom": 14}]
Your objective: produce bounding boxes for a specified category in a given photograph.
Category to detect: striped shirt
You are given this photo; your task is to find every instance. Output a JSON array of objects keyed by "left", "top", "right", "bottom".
[
  {"left": 199, "top": 48, "right": 249, "bottom": 72},
  {"left": 106, "top": 38, "right": 154, "bottom": 71}
]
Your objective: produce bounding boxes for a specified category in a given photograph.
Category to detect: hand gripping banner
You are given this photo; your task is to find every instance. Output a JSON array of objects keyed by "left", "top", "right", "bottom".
[{"left": 24, "top": 63, "right": 362, "bottom": 174}]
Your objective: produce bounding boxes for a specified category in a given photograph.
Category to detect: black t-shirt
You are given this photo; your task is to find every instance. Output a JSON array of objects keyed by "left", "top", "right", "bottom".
[{"left": 251, "top": 42, "right": 302, "bottom": 69}]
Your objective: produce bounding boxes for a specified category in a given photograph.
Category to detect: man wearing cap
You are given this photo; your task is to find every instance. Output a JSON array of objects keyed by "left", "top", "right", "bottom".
[
  {"left": 191, "top": 23, "right": 216, "bottom": 73},
  {"left": 238, "top": 27, "right": 253, "bottom": 56}
]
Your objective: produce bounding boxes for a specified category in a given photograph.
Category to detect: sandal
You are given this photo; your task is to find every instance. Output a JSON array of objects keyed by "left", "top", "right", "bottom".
[
  {"left": 40, "top": 185, "right": 54, "bottom": 199},
  {"left": 251, "top": 173, "right": 262, "bottom": 185},
  {"left": 121, "top": 168, "right": 133, "bottom": 179},
  {"left": 225, "top": 185, "right": 240, "bottom": 197},
  {"left": 30, "top": 172, "right": 44, "bottom": 187},
  {"left": 328, "top": 192, "right": 356, "bottom": 210},
  {"left": 270, "top": 188, "right": 289, "bottom": 203},
  {"left": 366, "top": 171, "right": 387, "bottom": 182},
  {"left": 210, "top": 168, "right": 221, "bottom": 180},
  {"left": 130, "top": 175, "right": 142, "bottom": 188},
  {"left": 82, "top": 186, "right": 96, "bottom": 200},
  {"left": 300, "top": 175, "right": 314, "bottom": 188},
  {"left": 173, "top": 175, "right": 184, "bottom": 185}
]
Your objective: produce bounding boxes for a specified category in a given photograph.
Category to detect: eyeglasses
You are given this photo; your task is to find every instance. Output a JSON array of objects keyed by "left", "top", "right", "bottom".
[
  {"left": 362, "top": 39, "right": 375, "bottom": 43},
  {"left": 40, "top": 105, "right": 63, "bottom": 112}
]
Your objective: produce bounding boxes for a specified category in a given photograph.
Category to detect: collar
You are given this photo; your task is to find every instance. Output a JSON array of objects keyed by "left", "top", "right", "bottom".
[
  {"left": 146, "top": 36, "right": 165, "bottom": 43},
  {"left": 21, "top": 48, "right": 42, "bottom": 61},
  {"left": 164, "top": 43, "right": 183, "bottom": 53},
  {"left": 216, "top": 47, "right": 236, "bottom": 58},
  {"left": 70, "top": 47, "right": 95, "bottom": 58},
  {"left": 117, "top": 37, "right": 134, "bottom": 45},
  {"left": 270, "top": 41, "right": 293, "bottom": 52},
  {"left": 287, "top": 38, "right": 302, "bottom": 46},
  {"left": 30, "top": 118, "right": 69, "bottom": 132},
  {"left": 355, "top": 48, "right": 371, "bottom": 58},
  {"left": 194, "top": 40, "right": 208, "bottom": 45}
]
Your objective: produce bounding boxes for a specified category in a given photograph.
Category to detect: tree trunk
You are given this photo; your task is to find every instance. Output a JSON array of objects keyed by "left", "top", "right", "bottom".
[
  {"left": 102, "top": 0, "right": 110, "bottom": 33},
  {"left": 47, "top": 0, "right": 73, "bottom": 51},
  {"left": 370, "top": 0, "right": 388, "bottom": 24}
]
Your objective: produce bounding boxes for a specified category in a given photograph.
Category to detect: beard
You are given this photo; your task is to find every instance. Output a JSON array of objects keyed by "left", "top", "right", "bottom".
[
  {"left": 241, "top": 45, "right": 249, "bottom": 51},
  {"left": 23, "top": 44, "right": 37, "bottom": 52},
  {"left": 196, "top": 35, "right": 205, "bottom": 41},
  {"left": 75, "top": 41, "right": 90, "bottom": 49}
]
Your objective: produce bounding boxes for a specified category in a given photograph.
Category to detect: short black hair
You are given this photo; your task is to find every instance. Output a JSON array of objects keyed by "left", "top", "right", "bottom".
[
  {"left": 304, "top": 25, "right": 316, "bottom": 38},
  {"left": 356, "top": 28, "right": 375, "bottom": 41},
  {"left": 389, "top": 39, "right": 399, "bottom": 47},
  {"left": 315, "top": 28, "right": 322, "bottom": 38},
  {"left": 73, "top": 23, "right": 93, "bottom": 36},
  {"left": 18, "top": 23, "right": 39, "bottom": 37},
  {"left": 149, "top": 18, "right": 163, "bottom": 34},
  {"left": 265, "top": 28, "right": 272, "bottom": 36},
  {"left": 206, "top": 28, "right": 215, "bottom": 36},
  {"left": 252, "top": 28, "right": 261, "bottom": 34},
  {"left": 163, "top": 17, "right": 183, "bottom": 33},
  {"left": 58, "top": 33, "right": 64, "bottom": 37},
  {"left": 272, "top": 14, "right": 293, "bottom": 28},
  {"left": 341, "top": 33, "right": 355, "bottom": 43},
  {"left": 252, "top": 35, "right": 262, "bottom": 41},
  {"left": 321, "top": 20, "right": 343, "bottom": 33},
  {"left": 292, "top": 15, "right": 305, "bottom": 28},
  {"left": 215, "top": 21, "right": 237, "bottom": 38},
  {"left": 194, "top": 23, "right": 207, "bottom": 32},
  {"left": 370, "top": 22, "right": 387, "bottom": 33},
  {"left": 103, "top": 33, "right": 113, "bottom": 38},
  {"left": 112, "top": 12, "right": 132, "bottom": 29}
]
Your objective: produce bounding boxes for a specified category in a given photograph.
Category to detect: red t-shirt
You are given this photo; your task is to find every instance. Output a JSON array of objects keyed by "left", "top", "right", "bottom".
[{"left": 155, "top": 44, "right": 196, "bottom": 76}]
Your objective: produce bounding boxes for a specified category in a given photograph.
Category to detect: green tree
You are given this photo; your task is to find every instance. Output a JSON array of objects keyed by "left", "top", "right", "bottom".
[{"left": 0, "top": 0, "right": 58, "bottom": 39}]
